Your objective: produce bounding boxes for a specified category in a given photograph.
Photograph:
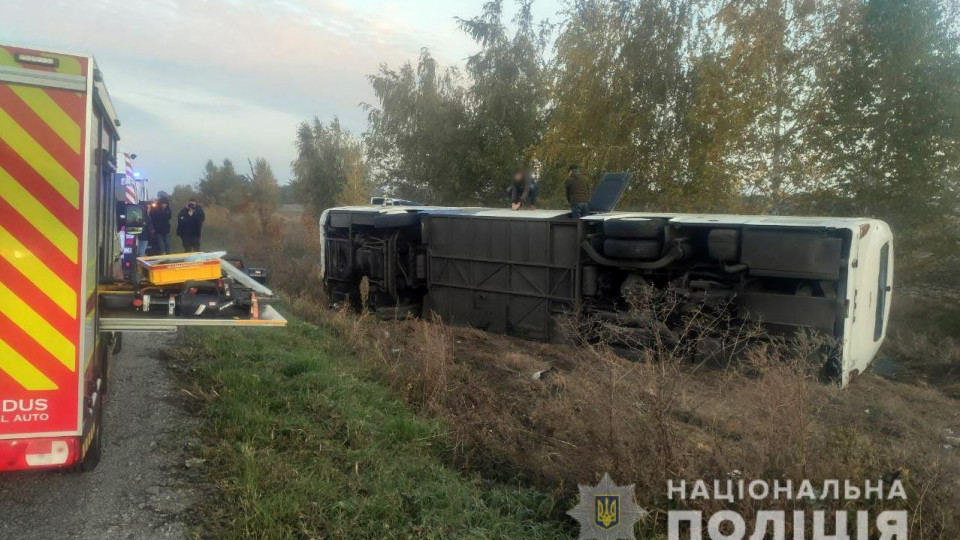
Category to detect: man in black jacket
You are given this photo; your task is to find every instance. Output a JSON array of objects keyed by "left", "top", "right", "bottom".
[
  {"left": 151, "top": 196, "right": 172, "bottom": 254},
  {"left": 176, "top": 199, "right": 205, "bottom": 252}
]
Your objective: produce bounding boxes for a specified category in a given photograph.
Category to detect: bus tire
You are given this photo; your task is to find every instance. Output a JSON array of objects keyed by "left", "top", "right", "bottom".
[
  {"left": 603, "top": 239, "right": 662, "bottom": 260},
  {"left": 603, "top": 218, "right": 665, "bottom": 239}
]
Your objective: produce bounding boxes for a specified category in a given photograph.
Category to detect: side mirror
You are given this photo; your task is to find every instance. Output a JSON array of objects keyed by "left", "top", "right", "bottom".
[{"left": 121, "top": 204, "right": 145, "bottom": 234}]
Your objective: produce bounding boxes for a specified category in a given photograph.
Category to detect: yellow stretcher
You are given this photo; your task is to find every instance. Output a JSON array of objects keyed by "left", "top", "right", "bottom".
[{"left": 137, "top": 251, "right": 226, "bottom": 285}]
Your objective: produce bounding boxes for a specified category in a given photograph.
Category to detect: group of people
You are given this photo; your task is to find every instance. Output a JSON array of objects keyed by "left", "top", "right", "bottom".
[
  {"left": 140, "top": 166, "right": 587, "bottom": 259},
  {"left": 508, "top": 165, "right": 591, "bottom": 218},
  {"left": 136, "top": 196, "right": 206, "bottom": 256}
]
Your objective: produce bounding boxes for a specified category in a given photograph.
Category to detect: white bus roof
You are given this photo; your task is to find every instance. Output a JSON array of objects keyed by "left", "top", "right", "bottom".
[{"left": 330, "top": 205, "right": 880, "bottom": 229}]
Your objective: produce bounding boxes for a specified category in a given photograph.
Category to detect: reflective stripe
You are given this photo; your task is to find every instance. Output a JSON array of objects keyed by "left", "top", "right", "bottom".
[
  {"left": 0, "top": 282, "right": 76, "bottom": 371},
  {"left": 8, "top": 84, "right": 81, "bottom": 153},
  {"left": 0, "top": 224, "right": 77, "bottom": 317},
  {"left": 0, "top": 165, "right": 78, "bottom": 262},
  {"left": 0, "top": 338, "right": 58, "bottom": 391},
  {"left": 0, "top": 107, "right": 79, "bottom": 207}
]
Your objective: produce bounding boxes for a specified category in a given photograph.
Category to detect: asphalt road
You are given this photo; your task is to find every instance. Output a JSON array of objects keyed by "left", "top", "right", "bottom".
[{"left": 0, "top": 332, "right": 196, "bottom": 540}]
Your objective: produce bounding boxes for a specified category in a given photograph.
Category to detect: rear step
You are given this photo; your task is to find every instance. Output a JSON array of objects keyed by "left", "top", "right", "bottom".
[{"left": 98, "top": 305, "right": 287, "bottom": 332}]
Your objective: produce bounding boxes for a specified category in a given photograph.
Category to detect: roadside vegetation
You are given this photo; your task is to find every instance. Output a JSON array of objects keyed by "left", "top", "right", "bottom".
[
  {"left": 880, "top": 291, "right": 960, "bottom": 397},
  {"left": 170, "top": 320, "right": 568, "bottom": 539}
]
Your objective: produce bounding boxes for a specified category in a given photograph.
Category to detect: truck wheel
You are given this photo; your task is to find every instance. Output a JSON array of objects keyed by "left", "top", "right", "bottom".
[
  {"left": 111, "top": 331, "right": 123, "bottom": 355},
  {"left": 603, "top": 239, "right": 662, "bottom": 259},
  {"left": 100, "top": 347, "right": 112, "bottom": 395},
  {"left": 73, "top": 402, "right": 103, "bottom": 473},
  {"left": 603, "top": 218, "right": 665, "bottom": 239}
]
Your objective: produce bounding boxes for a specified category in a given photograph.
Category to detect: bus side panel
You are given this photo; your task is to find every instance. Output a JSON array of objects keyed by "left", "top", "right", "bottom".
[{"left": 0, "top": 46, "right": 89, "bottom": 437}]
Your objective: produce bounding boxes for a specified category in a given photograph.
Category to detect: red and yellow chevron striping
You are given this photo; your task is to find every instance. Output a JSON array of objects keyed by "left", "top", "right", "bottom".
[{"left": 0, "top": 52, "right": 87, "bottom": 436}]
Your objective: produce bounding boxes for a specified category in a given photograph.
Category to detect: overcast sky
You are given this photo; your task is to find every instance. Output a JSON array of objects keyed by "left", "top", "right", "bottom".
[{"left": 2, "top": 0, "right": 562, "bottom": 194}]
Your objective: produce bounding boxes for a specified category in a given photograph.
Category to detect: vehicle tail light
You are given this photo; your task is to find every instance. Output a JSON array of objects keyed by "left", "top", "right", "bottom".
[{"left": 0, "top": 437, "right": 79, "bottom": 471}]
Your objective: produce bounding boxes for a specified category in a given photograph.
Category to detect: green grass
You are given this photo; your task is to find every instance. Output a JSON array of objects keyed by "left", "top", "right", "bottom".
[{"left": 172, "top": 318, "right": 568, "bottom": 539}]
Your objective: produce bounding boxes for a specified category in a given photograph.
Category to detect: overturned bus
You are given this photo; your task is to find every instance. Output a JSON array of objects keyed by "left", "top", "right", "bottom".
[{"left": 320, "top": 173, "right": 893, "bottom": 387}]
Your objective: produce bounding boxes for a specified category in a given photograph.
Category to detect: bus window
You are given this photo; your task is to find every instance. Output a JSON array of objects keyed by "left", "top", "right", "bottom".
[{"left": 874, "top": 242, "right": 890, "bottom": 341}]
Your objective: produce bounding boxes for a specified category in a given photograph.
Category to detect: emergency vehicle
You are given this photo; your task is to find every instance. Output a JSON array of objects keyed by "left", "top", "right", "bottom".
[{"left": 0, "top": 44, "right": 284, "bottom": 472}]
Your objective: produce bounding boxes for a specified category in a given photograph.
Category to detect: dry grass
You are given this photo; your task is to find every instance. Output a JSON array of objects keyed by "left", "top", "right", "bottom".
[
  {"left": 295, "top": 298, "right": 960, "bottom": 536},
  {"left": 216, "top": 207, "right": 960, "bottom": 537},
  {"left": 880, "top": 292, "right": 960, "bottom": 397}
]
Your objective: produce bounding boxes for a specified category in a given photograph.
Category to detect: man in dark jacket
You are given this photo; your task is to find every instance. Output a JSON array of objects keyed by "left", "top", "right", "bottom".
[
  {"left": 176, "top": 199, "right": 205, "bottom": 252},
  {"left": 509, "top": 169, "right": 538, "bottom": 210},
  {"left": 565, "top": 165, "right": 591, "bottom": 218},
  {"left": 151, "top": 196, "right": 172, "bottom": 254}
]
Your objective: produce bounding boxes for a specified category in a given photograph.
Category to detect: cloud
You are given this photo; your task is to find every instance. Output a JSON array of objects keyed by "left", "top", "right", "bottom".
[
  {"left": 0, "top": 0, "right": 559, "bottom": 192},
  {"left": 110, "top": 78, "right": 304, "bottom": 189}
]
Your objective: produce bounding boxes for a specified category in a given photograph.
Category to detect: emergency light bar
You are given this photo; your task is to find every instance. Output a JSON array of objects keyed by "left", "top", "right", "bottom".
[{"left": 14, "top": 53, "right": 59, "bottom": 67}]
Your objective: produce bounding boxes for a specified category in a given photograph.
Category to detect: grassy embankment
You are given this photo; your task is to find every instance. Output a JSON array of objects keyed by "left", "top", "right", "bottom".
[{"left": 170, "top": 319, "right": 568, "bottom": 539}]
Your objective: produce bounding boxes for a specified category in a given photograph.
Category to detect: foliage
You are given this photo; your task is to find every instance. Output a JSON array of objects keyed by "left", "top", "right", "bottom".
[
  {"left": 364, "top": 1, "right": 550, "bottom": 205},
  {"left": 247, "top": 157, "right": 280, "bottom": 233},
  {"left": 810, "top": 0, "right": 960, "bottom": 277},
  {"left": 457, "top": 0, "right": 552, "bottom": 203},
  {"left": 364, "top": 50, "right": 474, "bottom": 204},
  {"left": 292, "top": 117, "right": 370, "bottom": 217},
  {"left": 168, "top": 183, "right": 199, "bottom": 212},
  {"left": 537, "top": 0, "right": 722, "bottom": 210},
  {"left": 198, "top": 159, "right": 250, "bottom": 211},
  {"left": 278, "top": 184, "right": 298, "bottom": 205},
  {"left": 708, "top": 0, "right": 828, "bottom": 214}
]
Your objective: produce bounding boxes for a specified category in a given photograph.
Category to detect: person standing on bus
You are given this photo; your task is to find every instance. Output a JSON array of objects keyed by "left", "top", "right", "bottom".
[{"left": 565, "top": 165, "right": 590, "bottom": 218}]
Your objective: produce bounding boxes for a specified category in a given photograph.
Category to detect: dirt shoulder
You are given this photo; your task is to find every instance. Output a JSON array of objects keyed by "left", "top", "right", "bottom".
[{"left": 0, "top": 332, "right": 196, "bottom": 540}]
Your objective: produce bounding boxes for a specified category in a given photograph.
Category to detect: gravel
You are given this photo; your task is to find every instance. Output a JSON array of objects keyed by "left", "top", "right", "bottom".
[{"left": 0, "top": 332, "right": 196, "bottom": 540}]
